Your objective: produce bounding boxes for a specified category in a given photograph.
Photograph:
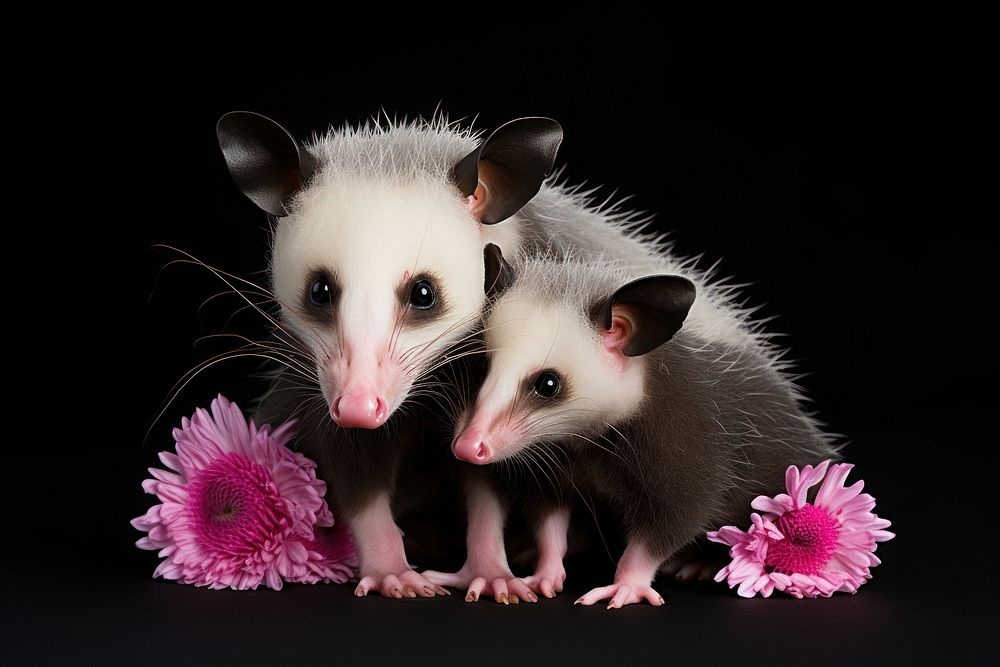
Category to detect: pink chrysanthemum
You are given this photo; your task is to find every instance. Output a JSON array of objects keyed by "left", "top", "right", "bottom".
[
  {"left": 131, "top": 395, "right": 357, "bottom": 590},
  {"left": 296, "top": 521, "right": 360, "bottom": 585},
  {"left": 707, "top": 460, "right": 894, "bottom": 599}
]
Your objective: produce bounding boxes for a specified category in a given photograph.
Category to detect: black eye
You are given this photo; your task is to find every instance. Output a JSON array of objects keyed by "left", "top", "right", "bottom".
[
  {"left": 409, "top": 280, "right": 436, "bottom": 310},
  {"left": 533, "top": 372, "right": 561, "bottom": 399},
  {"left": 309, "top": 276, "right": 332, "bottom": 306}
]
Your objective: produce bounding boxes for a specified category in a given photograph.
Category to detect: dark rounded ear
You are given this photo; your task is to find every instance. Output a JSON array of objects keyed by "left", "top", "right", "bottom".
[
  {"left": 483, "top": 243, "right": 515, "bottom": 297},
  {"left": 454, "top": 118, "right": 563, "bottom": 225},
  {"left": 216, "top": 111, "right": 316, "bottom": 217},
  {"left": 592, "top": 275, "right": 696, "bottom": 357}
]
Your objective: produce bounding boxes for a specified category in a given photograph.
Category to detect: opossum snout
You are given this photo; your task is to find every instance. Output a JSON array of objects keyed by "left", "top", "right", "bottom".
[
  {"left": 452, "top": 430, "right": 493, "bottom": 464},
  {"left": 325, "top": 345, "right": 398, "bottom": 427},
  {"left": 330, "top": 393, "right": 388, "bottom": 429}
]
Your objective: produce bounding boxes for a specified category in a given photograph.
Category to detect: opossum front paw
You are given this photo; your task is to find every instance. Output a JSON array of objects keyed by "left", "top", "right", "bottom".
[
  {"left": 574, "top": 581, "right": 665, "bottom": 609},
  {"left": 423, "top": 566, "right": 538, "bottom": 604},
  {"left": 660, "top": 557, "right": 725, "bottom": 583},
  {"left": 354, "top": 569, "right": 450, "bottom": 599},
  {"left": 522, "top": 562, "right": 567, "bottom": 598}
]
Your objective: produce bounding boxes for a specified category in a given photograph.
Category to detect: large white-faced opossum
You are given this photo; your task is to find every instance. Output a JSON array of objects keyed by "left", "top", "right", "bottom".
[
  {"left": 432, "top": 251, "right": 840, "bottom": 607},
  {"left": 217, "top": 112, "right": 579, "bottom": 598}
]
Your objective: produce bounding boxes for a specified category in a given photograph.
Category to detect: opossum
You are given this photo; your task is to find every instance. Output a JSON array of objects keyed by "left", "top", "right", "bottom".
[
  {"left": 216, "top": 111, "right": 573, "bottom": 598},
  {"left": 440, "top": 251, "right": 840, "bottom": 607}
]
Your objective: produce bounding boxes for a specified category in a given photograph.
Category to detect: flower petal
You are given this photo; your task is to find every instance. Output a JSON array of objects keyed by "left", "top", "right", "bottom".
[
  {"left": 785, "top": 465, "right": 802, "bottom": 505},
  {"left": 814, "top": 462, "right": 853, "bottom": 509},
  {"left": 787, "top": 460, "right": 831, "bottom": 508},
  {"left": 266, "top": 568, "right": 283, "bottom": 590},
  {"left": 157, "top": 451, "right": 184, "bottom": 474},
  {"left": 737, "top": 577, "right": 761, "bottom": 598},
  {"left": 286, "top": 540, "right": 309, "bottom": 564},
  {"left": 148, "top": 467, "right": 184, "bottom": 485},
  {"left": 707, "top": 525, "right": 748, "bottom": 546},
  {"left": 769, "top": 572, "right": 792, "bottom": 588},
  {"left": 751, "top": 495, "right": 790, "bottom": 516}
]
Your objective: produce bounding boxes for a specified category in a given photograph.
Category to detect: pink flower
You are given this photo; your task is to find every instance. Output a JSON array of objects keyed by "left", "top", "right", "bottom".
[
  {"left": 707, "top": 460, "right": 894, "bottom": 599},
  {"left": 295, "top": 521, "right": 359, "bottom": 585},
  {"left": 131, "top": 395, "right": 357, "bottom": 590}
]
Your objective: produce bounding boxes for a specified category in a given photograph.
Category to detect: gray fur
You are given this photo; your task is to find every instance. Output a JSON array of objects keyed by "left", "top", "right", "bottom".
[{"left": 302, "top": 115, "right": 479, "bottom": 187}]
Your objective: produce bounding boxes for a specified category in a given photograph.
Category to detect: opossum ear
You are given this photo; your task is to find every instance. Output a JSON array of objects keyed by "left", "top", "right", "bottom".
[
  {"left": 217, "top": 111, "right": 315, "bottom": 217},
  {"left": 592, "top": 276, "right": 696, "bottom": 357},
  {"left": 483, "top": 243, "right": 515, "bottom": 297},
  {"left": 454, "top": 118, "right": 563, "bottom": 225}
]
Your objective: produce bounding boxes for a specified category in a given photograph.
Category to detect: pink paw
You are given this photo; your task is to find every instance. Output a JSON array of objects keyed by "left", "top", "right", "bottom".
[
  {"left": 354, "top": 569, "right": 450, "bottom": 599},
  {"left": 522, "top": 562, "right": 567, "bottom": 598},
  {"left": 423, "top": 566, "right": 538, "bottom": 604},
  {"left": 660, "top": 557, "right": 726, "bottom": 583},
  {"left": 574, "top": 581, "right": 665, "bottom": 609}
]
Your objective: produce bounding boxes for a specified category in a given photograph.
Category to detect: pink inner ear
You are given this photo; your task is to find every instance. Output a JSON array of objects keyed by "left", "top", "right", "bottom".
[
  {"left": 602, "top": 315, "right": 632, "bottom": 354},
  {"left": 465, "top": 181, "right": 489, "bottom": 220}
]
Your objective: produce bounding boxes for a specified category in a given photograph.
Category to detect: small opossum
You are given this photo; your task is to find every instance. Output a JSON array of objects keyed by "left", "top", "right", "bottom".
[{"left": 443, "top": 252, "right": 839, "bottom": 607}]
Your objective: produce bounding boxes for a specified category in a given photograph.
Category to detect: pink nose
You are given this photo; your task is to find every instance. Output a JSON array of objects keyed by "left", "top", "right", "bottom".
[
  {"left": 330, "top": 394, "right": 387, "bottom": 429},
  {"left": 452, "top": 430, "right": 492, "bottom": 464}
]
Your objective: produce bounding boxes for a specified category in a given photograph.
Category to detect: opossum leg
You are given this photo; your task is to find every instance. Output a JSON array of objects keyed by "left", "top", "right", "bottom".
[
  {"left": 521, "top": 506, "right": 570, "bottom": 598},
  {"left": 349, "top": 491, "right": 449, "bottom": 598},
  {"left": 423, "top": 478, "right": 537, "bottom": 604},
  {"left": 574, "top": 540, "right": 666, "bottom": 609},
  {"left": 661, "top": 557, "right": 727, "bottom": 583}
]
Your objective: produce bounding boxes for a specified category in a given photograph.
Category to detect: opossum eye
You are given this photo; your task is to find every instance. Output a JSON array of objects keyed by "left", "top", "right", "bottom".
[
  {"left": 409, "top": 280, "right": 437, "bottom": 310},
  {"left": 532, "top": 371, "right": 561, "bottom": 399},
  {"left": 309, "top": 276, "right": 332, "bottom": 306}
]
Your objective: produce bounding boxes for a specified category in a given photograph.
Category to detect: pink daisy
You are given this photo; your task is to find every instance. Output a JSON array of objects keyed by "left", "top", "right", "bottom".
[
  {"left": 707, "top": 460, "right": 894, "bottom": 598},
  {"left": 131, "top": 395, "right": 357, "bottom": 590},
  {"left": 294, "top": 521, "right": 359, "bottom": 585}
]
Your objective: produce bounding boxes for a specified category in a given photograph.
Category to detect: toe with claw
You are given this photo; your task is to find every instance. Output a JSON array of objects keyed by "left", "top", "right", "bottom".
[
  {"left": 354, "top": 569, "right": 450, "bottom": 599},
  {"left": 522, "top": 562, "right": 567, "bottom": 599},
  {"left": 423, "top": 565, "right": 538, "bottom": 604},
  {"left": 575, "top": 581, "right": 665, "bottom": 609}
]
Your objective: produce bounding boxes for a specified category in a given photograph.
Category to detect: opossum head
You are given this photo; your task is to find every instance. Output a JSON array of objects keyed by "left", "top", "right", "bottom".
[
  {"left": 217, "top": 112, "right": 561, "bottom": 428},
  {"left": 452, "top": 254, "right": 695, "bottom": 464}
]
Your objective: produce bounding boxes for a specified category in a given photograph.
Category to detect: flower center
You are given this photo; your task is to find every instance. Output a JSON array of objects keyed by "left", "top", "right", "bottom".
[
  {"left": 188, "top": 453, "right": 284, "bottom": 557},
  {"left": 764, "top": 504, "right": 840, "bottom": 575},
  {"left": 212, "top": 504, "right": 239, "bottom": 521}
]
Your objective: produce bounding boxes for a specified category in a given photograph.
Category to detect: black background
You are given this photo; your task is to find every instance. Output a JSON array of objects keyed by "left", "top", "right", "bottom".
[{"left": 7, "top": 13, "right": 994, "bottom": 665}]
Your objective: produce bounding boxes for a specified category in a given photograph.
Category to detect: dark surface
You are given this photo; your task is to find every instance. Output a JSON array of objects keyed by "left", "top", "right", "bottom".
[
  {"left": 7, "top": 570, "right": 988, "bottom": 665},
  {"left": 8, "top": 14, "right": 993, "bottom": 665}
]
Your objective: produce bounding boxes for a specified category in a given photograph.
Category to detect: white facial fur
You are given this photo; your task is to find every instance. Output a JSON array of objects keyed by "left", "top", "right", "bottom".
[
  {"left": 271, "top": 175, "right": 497, "bottom": 417},
  {"left": 467, "top": 295, "right": 647, "bottom": 461}
]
